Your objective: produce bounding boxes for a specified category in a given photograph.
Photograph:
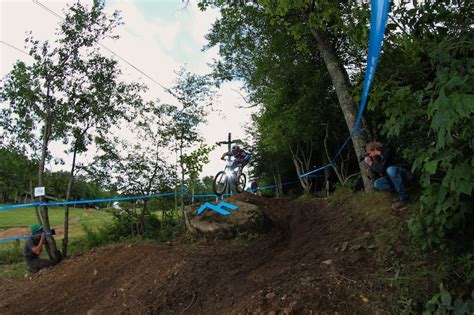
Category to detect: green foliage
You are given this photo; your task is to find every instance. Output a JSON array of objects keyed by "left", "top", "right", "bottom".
[
  {"left": 0, "top": 146, "right": 37, "bottom": 202},
  {"left": 0, "top": 247, "right": 23, "bottom": 265},
  {"left": 0, "top": 206, "right": 110, "bottom": 230},
  {"left": 374, "top": 17, "right": 474, "bottom": 248},
  {"left": 181, "top": 143, "right": 214, "bottom": 182},
  {"left": 78, "top": 209, "right": 183, "bottom": 248},
  {"left": 423, "top": 284, "right": 474, "bottom": 315}
]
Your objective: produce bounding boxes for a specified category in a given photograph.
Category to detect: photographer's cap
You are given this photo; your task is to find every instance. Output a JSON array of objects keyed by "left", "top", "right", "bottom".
[{"left": 30, "top": 224, "right": 43, "bottom": 234}]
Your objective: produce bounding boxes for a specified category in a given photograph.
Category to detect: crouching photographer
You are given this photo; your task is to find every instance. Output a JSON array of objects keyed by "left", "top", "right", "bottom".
[
  {"left": 363, "top": 142, "right": 412, "bottom": 211},
  {"left": 23, "top": 224, "right": 56, "bottom": 273}
]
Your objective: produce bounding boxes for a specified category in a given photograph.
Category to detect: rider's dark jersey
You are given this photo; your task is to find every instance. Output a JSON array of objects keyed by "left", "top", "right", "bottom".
[{"left": 226, "top": 148, "right": 247, "bottom": 160}]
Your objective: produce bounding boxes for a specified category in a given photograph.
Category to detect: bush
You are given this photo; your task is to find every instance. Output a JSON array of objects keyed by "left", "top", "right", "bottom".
[
  {"left": 73, "top": 208, "right": 184, "bottom": 250},
  {"left": 0, "top": 246, "right": 23, "bottom": 265}
]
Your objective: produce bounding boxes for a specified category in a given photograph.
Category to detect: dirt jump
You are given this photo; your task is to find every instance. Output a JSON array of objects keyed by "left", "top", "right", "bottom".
[{"left": 0, "top": 192, "right": 393, "bottom": 314}]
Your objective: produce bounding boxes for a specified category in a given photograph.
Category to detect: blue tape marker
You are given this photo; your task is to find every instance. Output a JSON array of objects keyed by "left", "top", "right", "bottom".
[
  {"left": 197, "top": 202, "right": 212, "bottom": 215},
  {"left": 299, "top": 164, "right": 333, "bottom": 178},
  {"left": 200, "top": 203, "right": 231, "bottom": 216},
  {"left": 0, "top": 232, "right": 52, "bottom": 243},
  {"left": 45, "top": 192, "right": 178, "bottom": 207},
  {"left": 0, "top": 192, "right": 179, "bottom": 212},
  {"left": 0, "top": 202, "right": 41, "bottom": 212},
  {"left": 218, "top": 201, "right": 238, "bottom": 211},
  {"left": 331, "top": 127, "right": 366, "bottom": 162},
  {"left": 353, "top": 0, "right": 390, "bottom": 131}
]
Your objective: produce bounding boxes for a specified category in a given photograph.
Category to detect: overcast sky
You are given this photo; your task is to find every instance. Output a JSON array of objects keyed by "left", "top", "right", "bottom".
[{"left": 0, "top": 0, "right": 254, "bottom": 178}]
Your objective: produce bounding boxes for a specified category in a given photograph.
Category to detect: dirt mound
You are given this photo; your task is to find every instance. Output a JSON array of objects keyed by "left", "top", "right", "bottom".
[{"left": 0, "top": 192, "right": 392, "bottom": 314}]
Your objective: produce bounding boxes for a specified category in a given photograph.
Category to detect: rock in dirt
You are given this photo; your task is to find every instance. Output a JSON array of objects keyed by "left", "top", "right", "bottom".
[
  {"left": 265, "top": 292, "right": 276, "bottom": 300},
  {"left": 185, "top": 199, "right": 269, "bottom": 239}
]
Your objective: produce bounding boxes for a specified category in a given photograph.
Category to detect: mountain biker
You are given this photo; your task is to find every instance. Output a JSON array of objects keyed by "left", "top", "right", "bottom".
[{"left": 221, "top": 145, "right": 250, "bottom": 176}]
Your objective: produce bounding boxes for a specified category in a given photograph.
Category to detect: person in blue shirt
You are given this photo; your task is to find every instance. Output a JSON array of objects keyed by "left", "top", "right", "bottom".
[{"left": 221, "top": 145, "right": 251, "bottom": 177}]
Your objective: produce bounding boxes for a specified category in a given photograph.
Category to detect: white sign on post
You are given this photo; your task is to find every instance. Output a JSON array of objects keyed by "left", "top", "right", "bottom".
[{"left": 34, "top": 187, "right": 45, "bottom": 197}]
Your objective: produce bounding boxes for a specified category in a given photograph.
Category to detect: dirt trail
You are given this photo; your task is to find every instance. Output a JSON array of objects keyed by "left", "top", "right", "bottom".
[{"left": 0, "top": 192, "right": 392, "bottom": 314}]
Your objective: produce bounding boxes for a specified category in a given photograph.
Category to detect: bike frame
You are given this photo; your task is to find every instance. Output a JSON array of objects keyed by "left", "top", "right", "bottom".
[{"left": 219, "top": 159, "right": 243, "bottom": 194}]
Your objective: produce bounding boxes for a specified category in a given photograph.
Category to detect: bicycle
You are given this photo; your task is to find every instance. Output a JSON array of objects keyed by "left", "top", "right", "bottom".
[{"left": 213, "top": 158, "right": 247, "bottom": 196}]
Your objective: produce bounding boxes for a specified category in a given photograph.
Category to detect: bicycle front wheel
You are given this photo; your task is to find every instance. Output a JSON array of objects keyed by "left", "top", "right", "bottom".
[
  {"left": 235, "top": 173, "right": 246, "bottom": 193},
  {"left": 213, "top": 171, "right": 228, "bottom": 196}
]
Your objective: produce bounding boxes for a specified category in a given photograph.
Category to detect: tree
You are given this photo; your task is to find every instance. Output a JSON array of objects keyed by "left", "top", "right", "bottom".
[
  {"left": 201, "top": 1, "right": 349, "bottom": 193},
  {"left": 0, "top": 145, "right": 37, "bottom": 203},
  {"left": 180, "top": 143, "right": 214, "bottom": 204},
  {"left": 58, "top": 2, "right": 146, "bottom": 257},
  {"left": 166, "top": 67, "right": 216, "bottom": 225},
  {"left": 0, "top": 1, "right": 141, "bottom": 260},
  {"left": 200, "top": 0, "right": 375, "bottom": 191},
  {"left": 367, "top": 1, "right": 474, "bottom": 248},
  {"left": 92, "top": 100, "right": 176, "bottom": 236},
  {"left": 1, "top": 34, "right": 72, "bottom": 262}
]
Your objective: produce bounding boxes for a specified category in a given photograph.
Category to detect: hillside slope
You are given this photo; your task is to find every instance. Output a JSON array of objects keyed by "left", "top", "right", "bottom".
[{"left": 0, "top": 192, "right": 395, "bottom": 314}]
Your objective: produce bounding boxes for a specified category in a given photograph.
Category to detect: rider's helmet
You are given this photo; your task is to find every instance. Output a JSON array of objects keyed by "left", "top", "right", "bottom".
[{"left": 231, "top": 145, "right": 240, "bottom": 154}]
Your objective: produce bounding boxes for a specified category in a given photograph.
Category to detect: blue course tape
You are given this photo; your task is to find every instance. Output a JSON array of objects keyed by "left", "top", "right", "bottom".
[
  {"left": 0, "top": 192, "right": 179, "bottom": 212},
  {"left": 299, "top": 163, "right": 334, "bottom": 178},
  {"left": 45, "top": 192, "right": 178, "bottom": 207},
  {"left": 0, "top": 232, "right": 52, "bottom": 243},
  {"left": 353, "top": 0, "right": 390, "bottom": 131},
  {"left": 0, "top": 202, "right": 41, "bottom": 212}
]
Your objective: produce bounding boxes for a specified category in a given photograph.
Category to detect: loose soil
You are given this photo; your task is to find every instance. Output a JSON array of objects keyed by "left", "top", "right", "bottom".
[{"left": 0, "top": 192, "right": 394, "bottom": 314}]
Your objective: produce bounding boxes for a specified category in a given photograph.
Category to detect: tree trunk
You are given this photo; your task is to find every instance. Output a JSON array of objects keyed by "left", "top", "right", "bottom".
[
  {"left": 179, "top": 143, "right": 189, "bottom": 228},
  {"left": 62, "top": 144, "right": 78, "bottom": 257},
  {"left": 139, "top": 199, "right": 148, "bottom": 236},
  {"left": 276, "top": 165, "right": 283, "bottom": 196},
  {"left": 323, "top": 152, "right": 330, "bottom": 198},
  {"left": 323, "top": 123, "right": 344, "bottom": 185},
  {"left": 38, "top": 81, "right": 62, "bottom": 262},
  {"left": 310, "top": 28, "right": 374, "bottom": 192},
  {"left": 272, "top": 173, "right": 280, "bottom": 197},
  {"left": 34, "top": 206, "right": 43, "bottom": 226},
  {"left": 289, "top": 144, "right": 312, "bottom": 194}
]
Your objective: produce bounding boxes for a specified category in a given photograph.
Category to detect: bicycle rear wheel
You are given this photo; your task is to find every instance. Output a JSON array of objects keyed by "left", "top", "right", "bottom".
[
  {"left": 213, "top": 171, "right": 227, "bottom": 196},
  {"left": 235, "top": 173, "right": 246, "bottom": 193}
]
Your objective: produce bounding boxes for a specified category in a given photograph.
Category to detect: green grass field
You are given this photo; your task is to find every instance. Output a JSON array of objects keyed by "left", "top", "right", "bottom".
[
  {"left": 0, "top": 205, "right": 109, "bottom": 229},
  {"left": 0, "top": 205, "right": 111, "bottom": 248},
  {"left": 0, "top": 205, "right": 112, "bottom": 278}
]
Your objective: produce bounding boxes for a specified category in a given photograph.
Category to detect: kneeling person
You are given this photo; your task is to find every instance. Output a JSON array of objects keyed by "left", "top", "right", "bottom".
[
  {"left": 24, "top": 224, "right": 54, "bottom": 273},
  {"left": 364, "top": 142, "right": 411, "bottom": 210}
]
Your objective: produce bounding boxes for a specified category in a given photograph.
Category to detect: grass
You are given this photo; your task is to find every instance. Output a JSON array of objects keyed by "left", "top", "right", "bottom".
[
  {"left": 0, "top": 205, "right": 108, "bottom": 229},
  {"left": 325, "top": 186, "right": 473, "bottom": 314},
  {"left": 0, "top": 205, "right": 112, "bottom": 278}
]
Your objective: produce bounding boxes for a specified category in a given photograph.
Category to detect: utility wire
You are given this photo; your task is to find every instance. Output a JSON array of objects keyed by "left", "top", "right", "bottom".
[
  {"left": 31, "top": 0, "right": 172, "bottom": 94},
  {"left": 0, "top": 40, "right": 30, "bottom": 57}
]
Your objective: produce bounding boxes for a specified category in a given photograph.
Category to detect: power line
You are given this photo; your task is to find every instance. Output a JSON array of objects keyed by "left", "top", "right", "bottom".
[
  {"left": 0, "top": 41, "right": 30, "bottom": 57},
  {"left": 31, "top": 0, "right": 171, "bottom": 93}
]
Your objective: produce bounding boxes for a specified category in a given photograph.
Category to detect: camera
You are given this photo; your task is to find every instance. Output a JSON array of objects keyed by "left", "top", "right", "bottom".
[{"left": 359, "top": 153, "right": 369, "bottom": 162}]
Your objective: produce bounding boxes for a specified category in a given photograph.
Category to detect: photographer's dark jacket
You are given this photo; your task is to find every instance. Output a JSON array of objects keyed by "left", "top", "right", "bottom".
[
  {"left": 369, "top": 146, "right": 393, "bottom": 179},
  {"left": 24, "top": 238, "right": 40, "bottom": 266}
]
